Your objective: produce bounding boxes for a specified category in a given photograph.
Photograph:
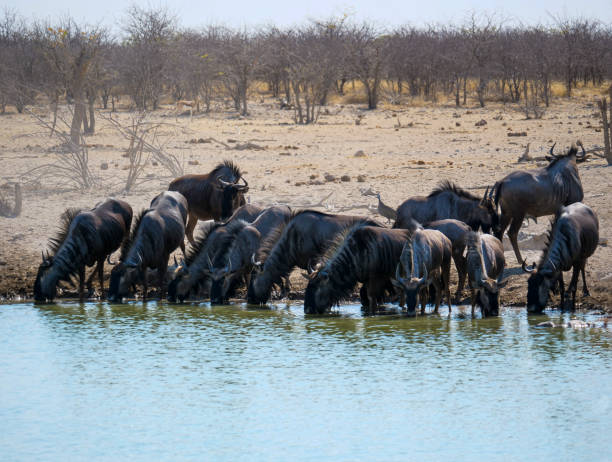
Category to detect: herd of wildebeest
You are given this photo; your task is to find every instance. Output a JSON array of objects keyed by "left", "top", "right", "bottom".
[{"left": 33, "top": 142, "right": 600, "bottom": 316}]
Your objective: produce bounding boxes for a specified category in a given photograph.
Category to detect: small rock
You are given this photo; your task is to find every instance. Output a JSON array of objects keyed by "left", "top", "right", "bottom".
[
  {"left": 309, "top": 174, "right": 318, "bottom": 180},
  {"left": 475, "top": 119, "right": 487, "bottom": 127},
  {"left": 100, "top": 162, "right": 109, "bottom": 170},
  {"left": 455, "top": 122, "right": 461, "bottom": 127},
  {"left": 227, "top": 139, "right": 237, "bottom": 143},
  {"left": 340, "top": 175, "right": 351, "bottom": 182},
  {"left": 357, "top": 175, "right": 366, "bottom": 182},
  {"left": 417, "top": 160, "right": 425, "bottom": 165},
  {"left": 188, "top": 160, "right": 199, "bottom": 165},
  {"left": 279, "top": 152, "right": 291, "bottom": 156},
  {"left": 324, "top": 173, "right": 336, "bottom": 182},
  {"left": 354, "top": 150, "right": 366, "bottom": 157}
]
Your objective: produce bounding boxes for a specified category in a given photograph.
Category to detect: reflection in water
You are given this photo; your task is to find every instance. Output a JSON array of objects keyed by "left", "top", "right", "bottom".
[{"left": 0, "top": 302, "right": 610, "bottom": 461}]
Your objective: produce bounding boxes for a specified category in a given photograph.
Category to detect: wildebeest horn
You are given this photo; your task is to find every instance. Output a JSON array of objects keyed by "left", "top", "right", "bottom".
[
  {"left": 251, "top": 253, "right": 262, "bottom": 267},
  {"left": 206, "top": 254, "right": 213, "bottom": 271},
  {"left": 236, "top": 176, "right": 249, "bottom": 191},
  {"left": 419, "top": 267, "right": 428, "bottom": 285},
  {"left": 41, "top": 250, "right": 45, "bottom": 262},
  {"left": 107, "top": 255, "right": 117, "bottom": 265},
  {"left": 217, "top": 178, "right": 234, "bottom": 187},
  {"left": 483, "top": 186, "right": 489, "bottom": 201},
  {"left": 174, "top": 256, "right": 178, "bottom": 266},
  {"left": 549, "top": 142, "right": 557, "bottom": 157},
  {"left": 522, "top": 259, "right": 536, "bottom": 273}
]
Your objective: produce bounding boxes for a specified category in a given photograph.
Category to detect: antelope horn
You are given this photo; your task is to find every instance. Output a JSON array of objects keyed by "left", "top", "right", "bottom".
[
  {"left": 173, "top": 256, "right": 178, "bottom": 267},
  {"left": 549, "top": 142, "right": 557, "bottom": 157},
  {"left": 395, "top": 262, "right": 402, "bottom": 282},
  {"left": 236, "top": 176, "right": 249, "bottom": 190},
  {"left": 483, "top": 186, "right": 489, "bottom": 201},
  {"left": 251, "top": 253, "right": 262, "bottom": 267},
  {"left": 207, "top": 253, "right": 213, "bottom": 271},
  {"left": 41, "top": 250, "right": 45, "bottom": 262},
  {"left": 522, "top": 259, "right": 536, "bottom": 273},
  {"left": 217, "top": 178, "right": 235, "bottom": 187},
  {"left": 107, "top": 255, "right": 117, "bottom": 265},
  {"left": 307, "top": 259, "right": 315, "bottom": 274}
]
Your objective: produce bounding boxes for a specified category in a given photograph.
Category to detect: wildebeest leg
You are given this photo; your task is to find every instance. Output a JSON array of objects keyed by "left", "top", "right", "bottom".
[
  {"left": 360, "top": 285, "right": 369, "bottom": 308},
  {"left": 157, "top": 265, "right": 167, "bottom": 300},
  {"left": 565, "top": 265, "right": 580, "bottom": 311},
  {"left": 497, "top": 212, "right": 512, "bottom": 243},
  {"left": 580, "top": 262, "right": 590, "bottom": 297},
  {"left": 185, "top": 213, "right": 198, "bottom": 244},
  {"left": 507, "top": 214, "right": 525, "bottom": 264},
  {"left": 419, "top": 287, "right": 427, "bottom": 315},
  {"left": 470, "top": 289, "right": 477, "bottom": 316},
  {"left": 78, "top": 266, "right": 86, "bottom": 302},
  {"left": 558, "top": 274, "right": 565, "bottom": 309},
  {"left": 84, "top": 263, "right": 98, "bottom": 297},
  {"left": 453, "top": 251, "right": 467, "bottom": 302},
  {"left": 98, "top": 259, "right": 104, "bottom": 297},
  {"left": 432, "top": 276, "right": 442, "bottom": 314},
  {"left": 442, "top": 260, "right": 452, "bottom": 313},
  {"left": 179, "top": 241, "right": 186, "bottom": 256},
  {"left": 143, "top": 271, "right": 148, "bottom": 302}
]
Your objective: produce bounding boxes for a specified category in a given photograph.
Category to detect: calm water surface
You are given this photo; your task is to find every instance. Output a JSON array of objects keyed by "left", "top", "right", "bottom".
[{"left": 1, "top": 302, "right": 611, "bottom": 461}]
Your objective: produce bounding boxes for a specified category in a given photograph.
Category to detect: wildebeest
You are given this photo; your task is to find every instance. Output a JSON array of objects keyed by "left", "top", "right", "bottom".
[
  {"left": 34, "top": 198, "right": 133, "bottom": 302},
  {"left": 108, "top": 191, "right": 187, "bottom": 302},
  {"left": 425, "top": 219, "right": 472, "bottom": 301},
  {"left": 524, "top": 202, "right": 599, "bottom": 313},
  {"left": 304, "top": 225, "right": 412, "bottom": 315},
  {"left": 493, "top": 144, "right": 587, "bottom": 264},
  {"left": 394, "top": 181, "right": 498, "bottom": 234},
  {"left": 208, "top": 206, "right": 292, "bottom": 304},
  {"left": 247, "top": 210, "right": 381, "bottom": 305},
  {"left": 167, "top": 203, "right": 266, "bottom": 302},
  {"left": 391, "top": 226, "right": 452, "bottom": 316},
  {"left": 464, "top": 231, "right": 506, "bottom": 316},
  {"left": 168, "top": 160, "right": 249, "bottom": 244}
]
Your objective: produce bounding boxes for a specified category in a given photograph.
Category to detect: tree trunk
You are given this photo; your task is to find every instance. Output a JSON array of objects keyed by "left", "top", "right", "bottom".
[
  {"left": 599, "top": 97, "right": 612, "bottom": 165},
  {"left": 71, "top": 90, "right": 85, "bottom": 146}
]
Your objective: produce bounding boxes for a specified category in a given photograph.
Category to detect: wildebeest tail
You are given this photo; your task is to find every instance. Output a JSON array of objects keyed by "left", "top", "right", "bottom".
[{"left": 493, "top": 181, "right": 502, "bottom": 213}]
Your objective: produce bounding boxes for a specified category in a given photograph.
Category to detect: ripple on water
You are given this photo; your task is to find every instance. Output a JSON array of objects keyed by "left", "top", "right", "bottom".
[{"left": 0, "top": 301, "right": 610, "bottom": 462}]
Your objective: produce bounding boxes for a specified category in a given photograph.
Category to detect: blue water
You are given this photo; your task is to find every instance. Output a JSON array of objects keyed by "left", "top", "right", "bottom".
[{"left": 0, "top": 302, "right": 611, "bottom": 461}]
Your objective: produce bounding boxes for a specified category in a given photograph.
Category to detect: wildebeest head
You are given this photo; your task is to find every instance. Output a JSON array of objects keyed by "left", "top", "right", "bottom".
[
  {"left": 167, "top": 262, "right": 192, "bottom": 303},
  {"left": 217, "top": 176, "right": 248, "bottom": 220},
  {"left": 524, "top": 261, "right": 556, "bottom": 313},
  {"left": 479, "top": 186, "right": 499, "bottom": 235},
  {"left": 33, "top": 252, "right": 57, "bottom": 302},
  {"left": 108, "top": 262, "right": 139, "bottom": 303},
  {"left": 209, "top": 260, "right": 238, "bottom": 304},
  {"left": 303, "top": 268, "right": 335, "bottom": 314},
  {"left": 391, "top": 258, "right": 428, "bottom": 316},
  {"left": 474, "top": 278, "right": 505, "bottom": 316},
  {"left": 246, "top": 253, "right": 272, "bottom": 304}
]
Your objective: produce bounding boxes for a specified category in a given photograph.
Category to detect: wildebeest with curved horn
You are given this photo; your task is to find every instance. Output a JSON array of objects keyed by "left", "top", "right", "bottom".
[
  {"left": 524, "top": 202, "right": 598, "bottom": 313},
  {"left": 167, "top": 203, "right": 265, "bottom": 302},
  {"left": 34, "top": 198, "right": 133, "bottom": 302},
  {"left": 208, "top": 206, "right": 292, "bottom": 304},
  {"left": 493, "top": 143, "right": 587, "bottom": 264},
  {"left": 168, "top": 160, "right": 248, "bottom": 244},
  {"left": 391, "top": 226, "right": 452, "bottom": 316},
  {"left": 464, "top": 231, "right": 506, "bottom": 317},
  {"left": 108, "top": 191, "right": 187, "bottom": 302},
  {"left": 394, "top": 181, "right": 498, "bottom": 234},
  {"left": 425, "top": 219, "right": 472, "bottom": 301},
  {"left": 304, "top": 224, "right": 412, "bottom": 315},
  {"left": 247, "top": 210, "right": 381, "bottom": 305}
]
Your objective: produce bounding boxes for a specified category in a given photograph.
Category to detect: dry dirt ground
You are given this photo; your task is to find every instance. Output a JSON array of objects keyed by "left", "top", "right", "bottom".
[{"left": 0, "top": 95, "right": 610, "bottom": 310}]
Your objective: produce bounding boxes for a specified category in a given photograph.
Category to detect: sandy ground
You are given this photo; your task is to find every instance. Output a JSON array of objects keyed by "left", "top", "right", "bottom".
[{"left": 0, "top": 95, "right": 610, "bottom": 310}]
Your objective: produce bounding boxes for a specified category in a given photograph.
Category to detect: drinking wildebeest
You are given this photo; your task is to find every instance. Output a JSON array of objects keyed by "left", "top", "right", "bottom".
[
  {"left": 425, "top": 219, "right": 472, "bottom": 301},
  {"left": 394, "top": 181, "right": 498, "bottom": 234},
  {"left": 34, "top": 198, "right": 133, "bottom": 302},
  {"left": 167, "top": 203, "right": 266, "bottom": 302},
  {"left": 247, "top": 210, "right": 381, "bottom": 305},
  {"left": 168, "top": 160, "right": 249, "bottom": 244},
  {"left": 464, "top": 231, "right": 506, "bottom": 317},
  {"left": 304, "top": 225, "right": 412, "bottom": 315},
  {"left": 391, "top": 226, "right": 452, "bottom": 316},
  {"left": 108, "top": 191, "right": 187, "bottom": 302},
  {"left": 524, "top": 202, "right": 599, "bottom": 312},
  {"left": 493, "top": 143, "right": 587, "bottom": 264},
  {"left": 208, "top": 205, "right": 292, "bottom": 304}
]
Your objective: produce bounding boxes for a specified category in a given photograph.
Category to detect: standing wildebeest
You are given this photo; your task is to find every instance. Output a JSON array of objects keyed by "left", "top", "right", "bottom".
[
  {"left": 493, "top": 144, "right": 587, "bottom": 264},
  {"left": 34, "top": 199, "right": 133, "bottom": 302},
  {"left": 167, "top": 203, "right": 265, "bottom": 302},
  {"left": 304, "top": 225, "right": 412, "bottom": 315},
  {"left": 425, "top": 219, "right": 472, "bottom": 301},
  {"left": 108, "top": 191, "right": 187, "bottom": 302},
  {"left": 464, "top": 231, "right": 506, "bottom": 317},
  {"left": 524, "top": 202, "right": 598, "bottom": 313},
  {"left": 247, "top": 210, "right": 381, "bottom": 305},
  {"left": 208, "top": 206, "right": 292, "bottom": 304},
  {"left": 391, "top": 227, "right": 452, "bottom": 316},
  {"left": 394, "top": 181, "right": 498, "bottom": 234},
  {"left": 168, "top": 160, "right": 248, "bottom": 244}
]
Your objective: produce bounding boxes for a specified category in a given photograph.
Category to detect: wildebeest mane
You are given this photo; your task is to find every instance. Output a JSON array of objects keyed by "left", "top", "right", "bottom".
[
  {"left": 210, "top": 159, "right": 242, "bottom": 181},
  {"left": 428, "top": 180, "right": 480, "bottom": 201},
  {"left": 47, "top": 207, "right": 82, "bottom": 254},
  {"left": 211, "top": 219, "right": 250, "bottom": 266},
  {"left": 537, "top": 213, "right": 580, "bottom": 273},
  {"left": 545, "top": 146, "right": 578, "bottom": 169},
  {"left": 185, "top": 222, "right": 223, "bottom": 266},
  {"left": 119, "top": 208, "right": 147, "bottom": 261}
]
